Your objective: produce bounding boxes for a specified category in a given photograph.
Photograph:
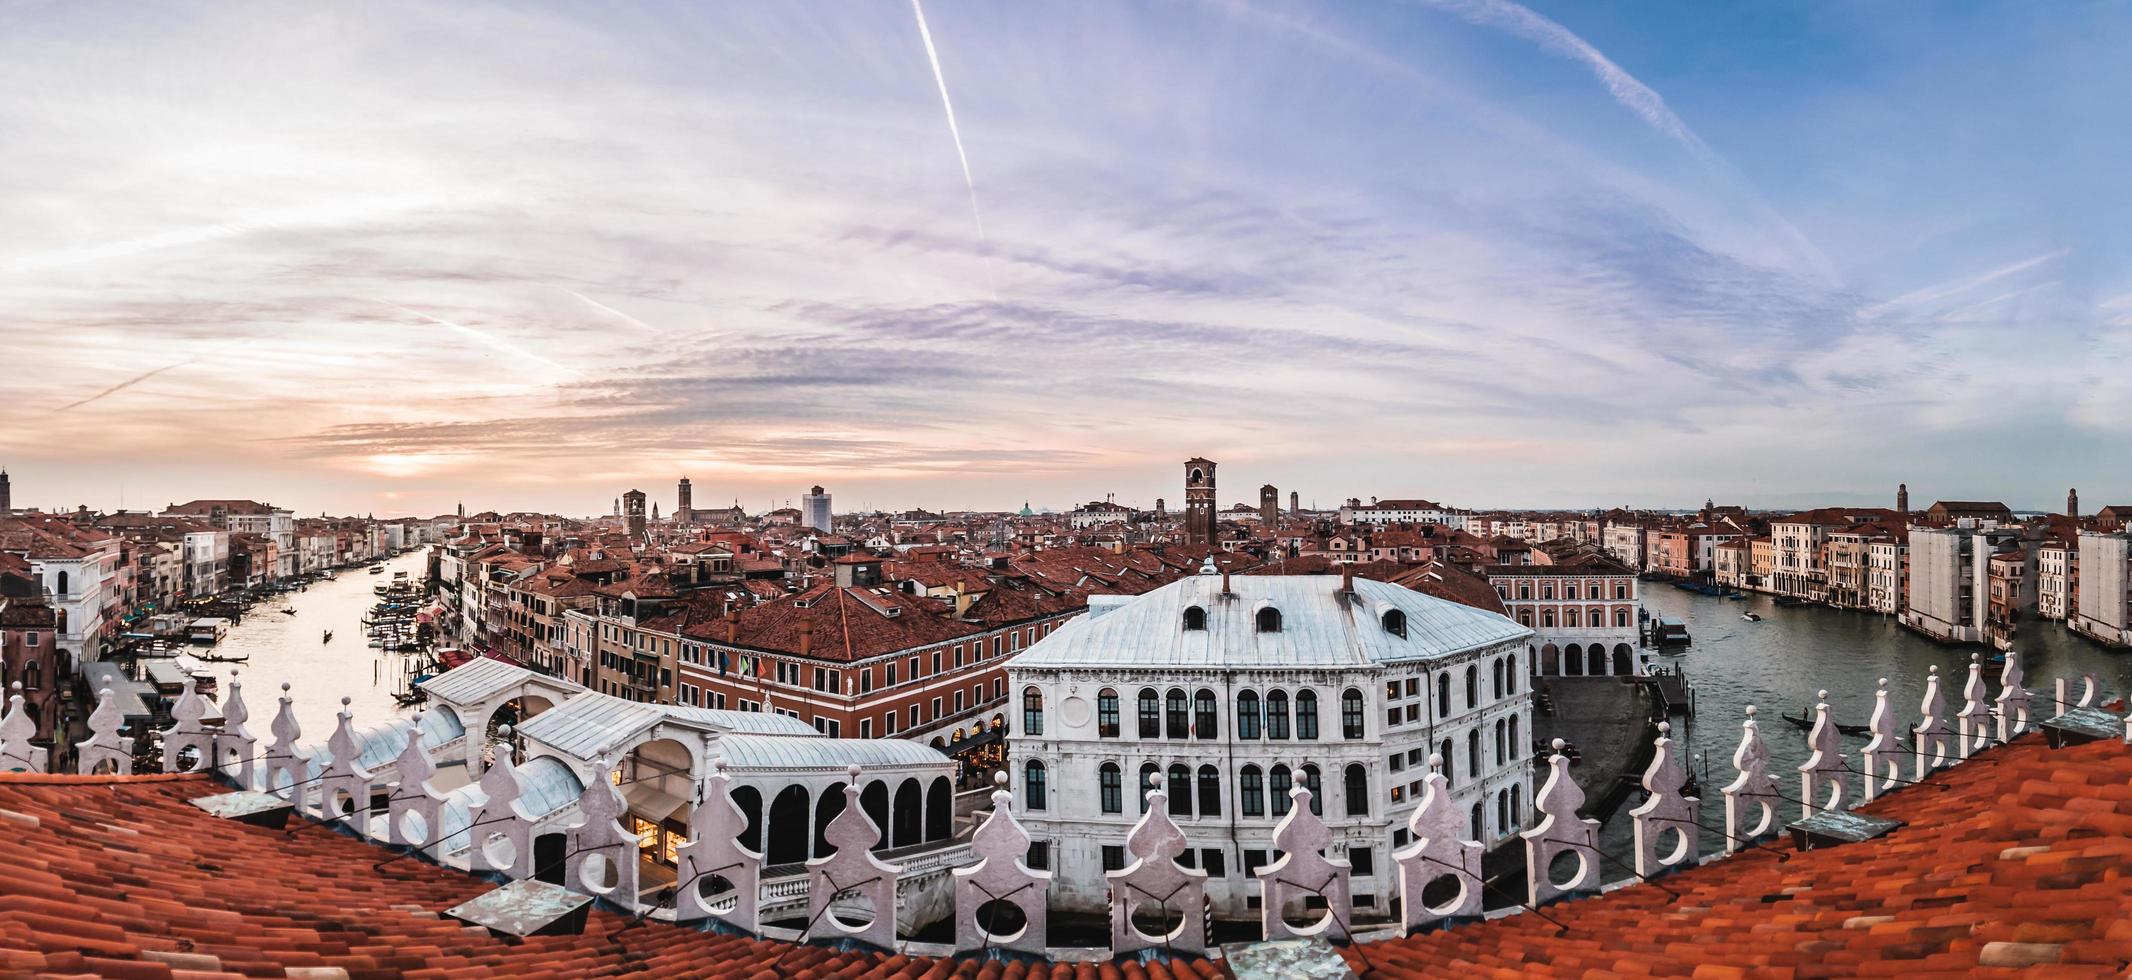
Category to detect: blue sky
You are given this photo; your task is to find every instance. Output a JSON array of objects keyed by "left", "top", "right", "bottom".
[{"left": 1, "top": 1, "right": 2126, "bottom": 516}]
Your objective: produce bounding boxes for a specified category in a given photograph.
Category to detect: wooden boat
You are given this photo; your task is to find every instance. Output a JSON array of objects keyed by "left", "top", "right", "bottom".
[{"left": 1783, "top": 709, "right": 1869, "bottom": 736}]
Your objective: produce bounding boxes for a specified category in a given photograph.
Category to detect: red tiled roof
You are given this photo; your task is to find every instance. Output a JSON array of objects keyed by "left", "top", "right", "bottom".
[
  {"left": 0, "top": 772, "right": 1223, "bottom": 979},
  {"left": 1344, "top": 734, "right": 2132, "bottom": 977}
]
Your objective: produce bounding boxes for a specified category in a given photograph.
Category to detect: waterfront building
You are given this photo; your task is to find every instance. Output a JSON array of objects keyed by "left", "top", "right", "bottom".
[
  {"left": 1007, "top": 569, "right": 1534, "bottom": 921},
  {"left": 2071, "top": 529, "right": 2132, "bottom": 647},
  {"left": 1825, "top": 521, "right": 1901, "bottom": 610},
  {"left": 1600, "top": 521, "right": 1647, "bottom": 571},
  {"left": 1866, "top": 530, "right": 1909, "bottom": 615},
  {"left": 1769, "top": 508, "right": 1901, "bottom": 601},
  {"left": 1712, "top": 538, "right": 1748, "bottom": 589},
  {"left": 1487, "top": 557, "right": 1640, "bottom": 676},
  {"left": 801, "top": 485, "right": 833, "bottom": 533},
  {"left": 1917, "top": 500, "right": 2015, "bottom": 528},
  {"left": 1903, "top": 526, "right": 2001, "bottom": 645},
  {"left": 0, "top": 514, "right": 121, "bottom": 666},
  {"left": 2037, "top": 536, "right": 2076, "bottom": 621}
]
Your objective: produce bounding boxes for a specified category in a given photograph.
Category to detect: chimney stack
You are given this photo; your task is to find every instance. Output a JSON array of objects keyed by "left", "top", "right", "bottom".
[
  {"left": 725, "top": 608, "right": 738, "bottom": 644},
  {"left": 799, "top": 618, "right": 813, "bottom": 657},
  {"left": 1341, "top": 564, "right": 1355, "bottom": 595}
]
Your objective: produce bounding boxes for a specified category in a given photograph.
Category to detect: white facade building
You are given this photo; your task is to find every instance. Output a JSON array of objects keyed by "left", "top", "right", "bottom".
[
  {"left": 2072, "top": 531, "right": 2131, "bottom": 647},
  {"left": 1904, "top": 527, "right": 1990, "bottom": 644},
  {"left": 1339, "top": 499, "right": 1453, "bottom": 526},
  {"left": 2037, "top": 540, "right": 2075, "bottom": 622},
  {"left": 802, "top": 486, "right": 833, "bottom": 533},
  {"left": 1008, "top": 571, "right": 1535, "bottom": 922}
]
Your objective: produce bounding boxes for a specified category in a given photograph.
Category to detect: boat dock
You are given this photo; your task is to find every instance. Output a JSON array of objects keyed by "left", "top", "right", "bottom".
[{"left": 1642, "top": 665, "right": 1695, "bottom": 717}]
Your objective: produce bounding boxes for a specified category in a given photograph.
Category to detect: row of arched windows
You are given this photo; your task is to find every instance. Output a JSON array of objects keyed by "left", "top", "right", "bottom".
[
  {"left": 1063, "top": 686, "right": 1369, "bottom": 741},
  {"left": 1515, "top": 607, "right": 1633, "bottom": 629},
  {"left": 1079, "top": 761, "right": 1372, "bottom": 819},
  {"left": 1507, "top": 581, "right": 1630, "bottom": 601}
]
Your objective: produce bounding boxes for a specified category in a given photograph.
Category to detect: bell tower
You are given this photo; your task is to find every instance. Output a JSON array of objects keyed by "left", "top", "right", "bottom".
[
  {"left": 1184, "top": 458, "right": 1217, "bottom": 545},
  {"left": 2068, "top": 487, "right": 2079, "bottom": 518}
]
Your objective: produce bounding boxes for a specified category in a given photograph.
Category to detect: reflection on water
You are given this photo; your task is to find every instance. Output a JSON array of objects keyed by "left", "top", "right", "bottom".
[
  {"left": 204, "top": 550, "right": 431, "bottom": 738},
  {"left": 1608, "top": 585, "right": 2132, "bottom": 858}
]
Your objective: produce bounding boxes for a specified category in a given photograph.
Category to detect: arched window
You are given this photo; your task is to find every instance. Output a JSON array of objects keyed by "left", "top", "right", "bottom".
[
  {"left": 1508, "top": 714, "right": 1521, "bottom": 758},
  {"left": 1463, "top": 665, "right": 1477, "bottom": 709},
  {"left": 1241, "top": 765, "right": 1265, "bottom": 817},
  {"left": 1256, "top": 606, "right": 1283, "bottom": 633},
  {"left": 1467, "top": 729, "right": 1481, "bottom": 778},
  {"left": 1197, "top": 765, "right": 1221, "bottom": 817},
  {"left": 1096, "top": 688, "right": 1119, "bottom": 738},
  {"left": 54, "top": 571, "right": 68, "bottom": 596},
  {"left": 1340, "top": 688, "right": 1365, "bottom": 739},
  {"left": 1167, "top": 764, "right": 1192, "bottom": 817},
  {"left": 1137, "top": 688, "right": 1160, "bottom": 737},
  {"left": 1193, "top": 689, "right": 1217, "bottom": 739},
  {"left": 1471, "top": 801, "right": 1484, "bottom": 841},
  {"left": 1022, "top": 687, "right": 1044, "bottom": 735},
  {"left": 1518, "top": 611, "right": 1533, "bottom": 628},
  {"left": 1491, "top": 659, "right": 1504, "bottom": 699},
  {"left": 1269, "top": 765, "right": 1294, "bottom": 816},
  {"left": 1236, "top": 690, "right": 1261, "bottom": 739},
  {"left": 1182, "top": 605, "right": 1207, "bottom": 631},
  {"left": 1614, "top": 608, "right": 1631, "bottom": 628},
  {"left": 1166, "top": 688, "right": 1189, "bottom": 739},
  {"left": 1343, "top": 764, "right": 1369, "bottom": 816},
  {"left": 1615, "top": 583, "right": 1628, "bottom": 600},
  {"left": 1139, "top": 764, "right": 1159, "bottom": 813},
  {"left": 1301, "top": 764, "right": 1323, "bottom": 816},
  {"left": 1265, "top": 689, "right": 1290, "bottom": 740},
  {"left": 1440, "top": 737, "right": 1455, "bottom": 786},
  {"left": 1509, "top": 784, "right": 1524, "bottom": 831},
  {"left": 1496, "top": 789, "right": 1509, "bottom": 836},
  {"left": 1436, "top": 673, "right": 1450, "bottom": 717},
  {"left": 1564, "top": 607, "right": 1579, "bottom": 628},
  {"left": 1505, "top": 654, "right": 1518, "bottom": 694},
  {"left": 1518, "top": 584, "right": 1531, "bottom": 600},
  {"left": 1381, "top": 609, "right": 1407, "bottom": 638},
  {"left": 1494, "top": 718, "right": 1507, "bottom": 765},
  {"left": 1295, "top": 689, "right": 1319, "bottom": 740},
  {"left": 1025, "top": 761, "right": 1047, "bottom": 811},
  {"left": 1098, "top": 762, "right": 1122, "bottom": 813}
]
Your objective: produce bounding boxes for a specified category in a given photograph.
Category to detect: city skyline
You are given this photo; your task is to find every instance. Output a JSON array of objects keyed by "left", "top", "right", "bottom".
[{"left": 6, "top": 2, "right": 2130, "bottom": 515}]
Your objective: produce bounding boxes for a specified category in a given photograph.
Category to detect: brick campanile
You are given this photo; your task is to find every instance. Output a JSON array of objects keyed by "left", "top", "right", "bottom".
[{"left": 1185, "top": 458, "right": 1217, "bottom": 545}]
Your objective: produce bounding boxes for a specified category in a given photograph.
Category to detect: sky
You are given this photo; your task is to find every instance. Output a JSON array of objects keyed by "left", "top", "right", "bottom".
[{"left": 2, "top": 1, "right": 2128, "bottom": 518}]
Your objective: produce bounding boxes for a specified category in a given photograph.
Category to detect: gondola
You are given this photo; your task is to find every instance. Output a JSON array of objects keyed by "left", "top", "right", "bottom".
[{"left": 1783, "top": 708, "right": 1869, "bottom": 736}]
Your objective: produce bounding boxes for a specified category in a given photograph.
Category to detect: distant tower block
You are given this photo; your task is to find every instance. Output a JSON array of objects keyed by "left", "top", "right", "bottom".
[
  {"left": 802, "top": 485, "right": 832, "bottom": 533},
  {"left": 622, "top": 489, "right": 647, "bottom": 540},
  {"left": 2, "top": 467, "right": 13, "bottom": 515},
  {"left": 1290, "top": 490, "right": 1299, "bottom": 516},
  {"left": 2068, "top": 487, "right": 2079, "bottom": 518},
  {"left": 678, "top": 476, "right": 694, "bottom": 524},
  {"left": 1155, "top": 498, "right": 1166, "bottom": 518},
  {"left": 1184, "top": 458, "right": 1217, "bottom": 546},
  {"left": 1897, "top": 483, "right": 1909, "bottom": 518},
  {"left": 1260, "top": 484, "right": 1278, "bottom": 524}
]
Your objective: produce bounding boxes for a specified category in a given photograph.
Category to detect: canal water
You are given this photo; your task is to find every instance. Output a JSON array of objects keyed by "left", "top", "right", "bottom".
[
  {"left": 195, "top": 550, "right": 431, "bottom": 739},
  {"left": 1614, "top": 585, "right": 2132, "bottom": 858}
]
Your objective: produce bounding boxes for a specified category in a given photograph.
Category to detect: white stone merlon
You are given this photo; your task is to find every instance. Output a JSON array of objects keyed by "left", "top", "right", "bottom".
[
  {"left": 1797, "top": 693, "right": 1849, "bottom": 818},
  {"left": 1629, "top": 722, "right": 1698, "bottom": 879}
]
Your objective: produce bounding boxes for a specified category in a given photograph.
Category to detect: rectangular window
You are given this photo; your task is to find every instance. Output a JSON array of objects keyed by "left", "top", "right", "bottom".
[
  {"left": 886, "top": 662, "right": 898, "bottom": 686},
  {"left": 955, "top": 690, "right": 966, "bottom": 713},
  {"left": 931, "top": 696, "right": 943, "bottom": 721},
  {"left": 1243, "top": 849, "right": 1268, "bottom": 879},
  {"left": 1026, "top": 842, "right": 1050, "bottom": 870},
  {"left": 1102, "top": 845, "right": 1126, "bottom": 871},
  {"left": 861, "top": 719, "right": 873, "bottom": 738},
  {"left": 886, "top": 710, "right": 898, "bottom": 734},
  {"left": 1350, "top": 846, "right": 1374, "bottom": 876},
  {"left": 932, "top": 651, "right": 942, "bottom": 674},
  {"left": 1201, "top": 848, "right": 1226, "bottom": 878}
]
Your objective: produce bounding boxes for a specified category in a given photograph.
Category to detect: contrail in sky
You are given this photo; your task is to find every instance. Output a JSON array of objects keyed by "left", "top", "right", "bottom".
[
  {"left": 54, "top": 360, "right": 195, "bottom": 412},
  {"left": 383, "top": 302, "right": 578, "bottom": 379},
  {"left": 910, "top": 0, "right": 987, "bottom": 245}
]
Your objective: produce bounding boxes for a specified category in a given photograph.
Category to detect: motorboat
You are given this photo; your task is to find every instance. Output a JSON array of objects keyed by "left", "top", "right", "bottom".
[
  {"left": 1741, "top": 612, "right": 1762, "bottom": 622},
  {"left": 187, "top": 618, "right": 231, "bottom": 644}
]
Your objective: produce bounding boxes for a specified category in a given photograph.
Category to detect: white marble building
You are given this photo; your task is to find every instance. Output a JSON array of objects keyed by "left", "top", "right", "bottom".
[{"left": 1008, "top": 568, "right": 1534, "bottom": 922}]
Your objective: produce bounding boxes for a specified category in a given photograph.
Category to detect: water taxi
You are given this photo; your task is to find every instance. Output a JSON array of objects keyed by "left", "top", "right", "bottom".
[{"left": 187, "top": 617, "right": 231, "bottom": 644}]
